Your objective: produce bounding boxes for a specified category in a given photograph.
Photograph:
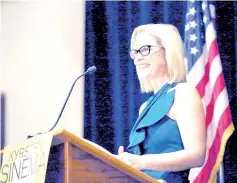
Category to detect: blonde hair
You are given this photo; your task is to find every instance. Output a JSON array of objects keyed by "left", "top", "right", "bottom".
[{"left": 130, "top": 24, "right": 186, "bottom": 93}]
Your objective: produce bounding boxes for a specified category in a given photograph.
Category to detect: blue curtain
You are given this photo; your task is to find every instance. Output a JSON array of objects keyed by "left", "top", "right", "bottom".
[{"left": 84, "top": 1, "right": 237, "bottom": 182}]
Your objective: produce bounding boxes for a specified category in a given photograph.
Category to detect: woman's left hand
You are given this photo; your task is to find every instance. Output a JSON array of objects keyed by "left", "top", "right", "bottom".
[{"left": 118, "top": 152, "right": 145, "bottom": 170}]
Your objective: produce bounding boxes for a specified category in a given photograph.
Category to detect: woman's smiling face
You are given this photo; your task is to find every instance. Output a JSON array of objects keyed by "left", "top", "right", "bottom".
[{"left": 131, "top": 33, "right": 167, "bottom": 81}]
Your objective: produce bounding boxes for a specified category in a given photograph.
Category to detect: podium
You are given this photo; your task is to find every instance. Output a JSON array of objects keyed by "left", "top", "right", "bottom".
[{"left": 1, "top": 130, "right": 163, "bottom": 183}]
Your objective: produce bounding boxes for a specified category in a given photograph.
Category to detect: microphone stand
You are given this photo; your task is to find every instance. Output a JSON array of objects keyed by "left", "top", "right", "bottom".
[{"left": 27, "top": 66, "right": 96, "bottom": 139}]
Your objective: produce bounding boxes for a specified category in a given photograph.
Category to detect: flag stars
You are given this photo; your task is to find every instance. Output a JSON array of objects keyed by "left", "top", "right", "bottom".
[
  {"left": 203, "top": 15, "right": 207, "bottom": 24},
  {"left": 190, "top": 20, "right": 197, "bottom": 29},
  {"left": 190, "top": 47, "right": 199, "bottom": 55},
  {"left": 189, "top": 8, "right": 196, "bottom": 16},
  {"left": 202, "top": 2, "right": 207, "bottom": 10},
  {"left": 186, "top": 12, "right": 189, "bottom": 18},
  {"left": 185, "top": 23, "right": 190, "bottom": 31},
  {"left": 190, "top": 34, "right": 197, "bottom": 42}
]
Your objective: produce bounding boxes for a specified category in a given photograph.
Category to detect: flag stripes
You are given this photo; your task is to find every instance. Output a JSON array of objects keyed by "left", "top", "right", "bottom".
[{"left": 184, "top": 1, "right": 234, "bottom": 182}]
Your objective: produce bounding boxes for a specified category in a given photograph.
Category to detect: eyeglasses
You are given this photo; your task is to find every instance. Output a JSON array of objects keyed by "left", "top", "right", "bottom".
[{"left": 129, "top": 45, "right": 163, "bottom": 60}]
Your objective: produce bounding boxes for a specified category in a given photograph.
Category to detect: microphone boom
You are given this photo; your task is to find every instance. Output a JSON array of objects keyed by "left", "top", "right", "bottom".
[{"left": 27, "top": 66, "right": 97, "bottom": 138}]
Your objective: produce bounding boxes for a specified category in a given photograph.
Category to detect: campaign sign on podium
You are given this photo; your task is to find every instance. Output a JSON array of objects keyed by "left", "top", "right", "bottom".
[
  {"left": 1, "top": 130, "right": 165, "bottom": 183},
  {"left": 0, "top": 132, "right": 53, "bottom": 183}
]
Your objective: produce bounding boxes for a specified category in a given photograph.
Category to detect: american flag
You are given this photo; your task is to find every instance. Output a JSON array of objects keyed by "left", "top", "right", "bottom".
[{"left": 184, "top": 1, "right": 235, "bottom": 183}]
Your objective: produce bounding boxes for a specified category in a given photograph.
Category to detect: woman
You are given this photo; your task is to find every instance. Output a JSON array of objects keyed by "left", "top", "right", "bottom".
[{"left": 117, "top": 24, "right": 206, "bottom": 182}]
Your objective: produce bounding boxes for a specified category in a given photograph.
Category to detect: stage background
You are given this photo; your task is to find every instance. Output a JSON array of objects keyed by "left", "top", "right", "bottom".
[
  {"left": 1, "top": 1, "right": 85, "bottom": 145},
  {"left": 84, "top": 1, "right": 237, "bottom": 182}
]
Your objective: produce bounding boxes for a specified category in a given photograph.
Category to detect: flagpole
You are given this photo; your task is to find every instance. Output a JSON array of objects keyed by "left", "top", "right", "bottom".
[{"left": 217, "top": 162, "right": 224, "bottom": 183}]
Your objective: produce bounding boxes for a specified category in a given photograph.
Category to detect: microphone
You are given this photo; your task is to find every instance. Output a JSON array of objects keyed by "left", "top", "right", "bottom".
[{"left": 27, "top": 66, "right": 97, "bottom": 138}]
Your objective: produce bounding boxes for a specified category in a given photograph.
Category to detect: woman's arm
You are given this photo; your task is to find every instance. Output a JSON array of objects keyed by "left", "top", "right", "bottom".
[{"left": 120, "top": 83, "right": 206, "bottom": 171}]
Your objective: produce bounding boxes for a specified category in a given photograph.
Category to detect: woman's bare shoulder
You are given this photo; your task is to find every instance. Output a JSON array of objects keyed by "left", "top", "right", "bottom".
[
  {"left": 173, "top": 82, "right": 205, "bottom": 127},
  {"left": 173, "top": 82, "right": 203, "bottom": 113},
  {"left": 175, "top": 82, "right": 200, "bottom": 98}
]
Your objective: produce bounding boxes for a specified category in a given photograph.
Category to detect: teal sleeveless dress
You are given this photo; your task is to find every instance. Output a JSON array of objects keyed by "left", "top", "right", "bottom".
[{"left": 127, "top": 83, "right": 189, "bottom": 182}]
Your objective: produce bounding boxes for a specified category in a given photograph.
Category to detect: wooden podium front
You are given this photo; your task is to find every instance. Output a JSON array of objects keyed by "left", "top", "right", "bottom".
[{"left": 1, "top": 130, "right": 163, "bottom": 183}]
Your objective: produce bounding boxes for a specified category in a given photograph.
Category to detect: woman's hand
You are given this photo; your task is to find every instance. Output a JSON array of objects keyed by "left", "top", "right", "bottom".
[
  {"left": 114, "top": 146, "right": 145, "bottom": 170},
  {"left": 119, "top": 152, "right": 145, "bottom": 170}
]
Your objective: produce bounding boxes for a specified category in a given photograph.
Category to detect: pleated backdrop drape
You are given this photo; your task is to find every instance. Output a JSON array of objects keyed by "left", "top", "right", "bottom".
[{"left": 84, "top": 1, "right": 237, "bottom": 182}]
